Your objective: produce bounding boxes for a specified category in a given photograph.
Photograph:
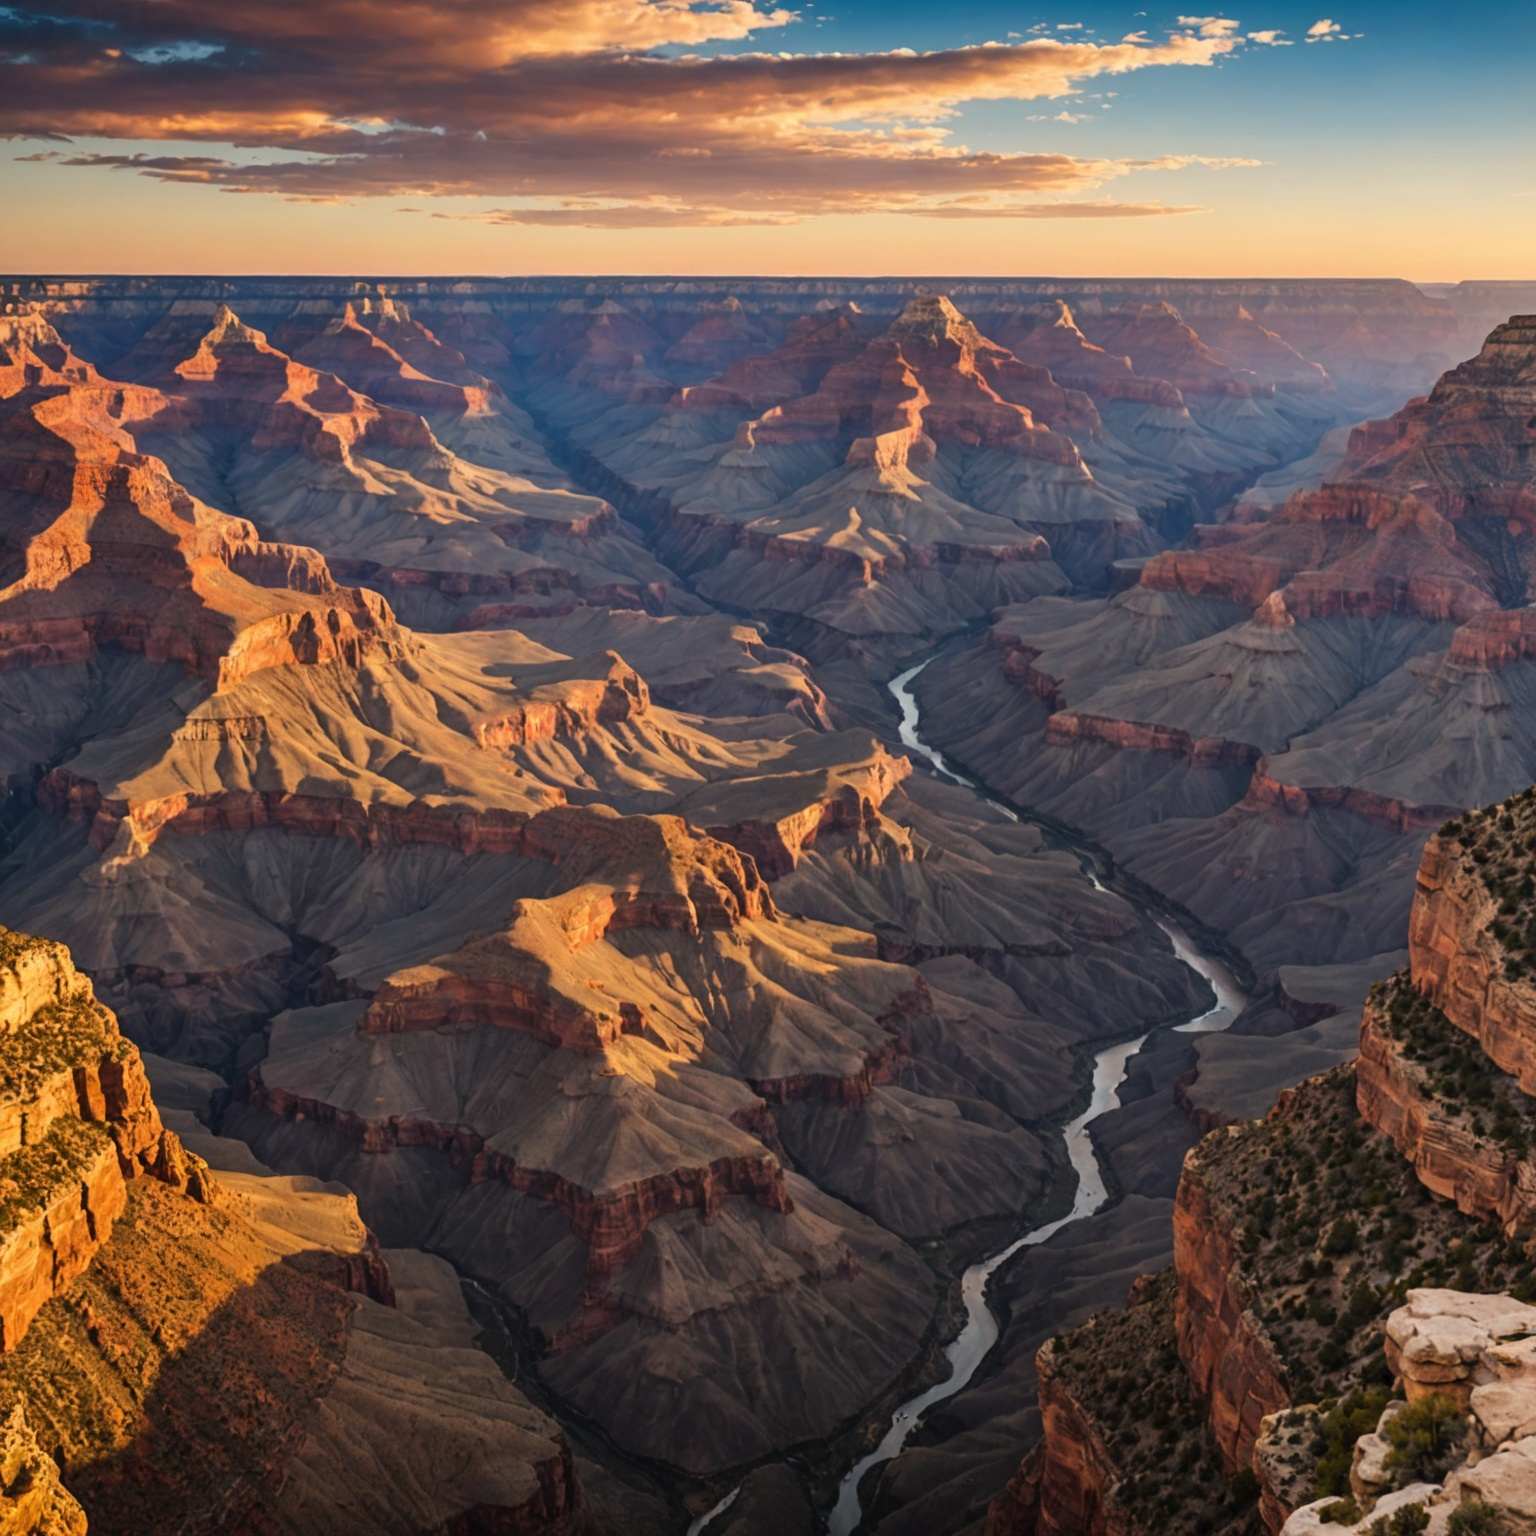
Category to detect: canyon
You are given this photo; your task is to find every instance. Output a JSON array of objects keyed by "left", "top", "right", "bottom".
[{"left": 0, "top": 272, "right": 1532, "bottom": 1534}]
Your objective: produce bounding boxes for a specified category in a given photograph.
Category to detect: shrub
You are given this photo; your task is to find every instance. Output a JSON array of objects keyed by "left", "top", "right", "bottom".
[
  {"left": 1384, "top": 1393, "right": 1466, "bottom": 1484},
  {"left": 1314, "top": 1388, "right": 1391, "bottom": 1497},
  {"left": 1227, "top": 1467, "right": 1259, "bottom": 1506},
  {"left": 1369, "top": 1506, "right": 1429, "bottom": 1536},
  {"left": 1320, "top": 1216, "right": 1357, "bottom": 1253},
  {"left": 1447, "top": 1502, "right": 1509, "bottom": 1535},
  {"left": 1321, "top": 1497, "right": 1363, "bottom": 1523}
]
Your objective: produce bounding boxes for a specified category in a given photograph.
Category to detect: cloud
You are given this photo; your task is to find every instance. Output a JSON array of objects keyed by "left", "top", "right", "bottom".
[
  {"left": 1177, "top": 16, "right": 1242, "bottom": 38},
  {"left": 912, "top": 198, "right": 1205, "bottom": 219},
  {"left": 0, "top": 3, "right": 1268, "bottom": 224},
  {"left": 435, "top": 201, "right": 795, "bottom": 228},
  {"left": 1246, "top": 28, "right": 1292, "bottom": 44},
  {"left": 1304, "top": 17, "right": 1357, "bottom": 41},
  {"left": 0, "top": 1, "right": 801, "bottom": 67}
]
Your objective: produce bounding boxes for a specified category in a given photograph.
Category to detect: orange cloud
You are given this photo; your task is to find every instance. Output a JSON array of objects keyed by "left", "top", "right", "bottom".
[{"left": 2, "top": 5, "right": 1263, "bottom": 224}]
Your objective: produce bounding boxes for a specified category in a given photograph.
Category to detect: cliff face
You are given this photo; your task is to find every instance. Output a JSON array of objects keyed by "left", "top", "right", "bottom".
[
  {"left": 1356, "top": 975, "right": 1536, "bottom": 1233},
  {"left": 1028, "top": 1346, "right": 1135, "bottom": 1536},
  {"left": 1172, "top": 1141, "right": 1290, "bottom": 1472},
  {"left": 1353, "top": 798, "right": 1536, "bottom": 1230},
  {"left": 0, "top": 930, "right": 210, "bottom": 1353},
  {"left": 1406, "top": 818, "right": 1536, "bottom": 1093}
]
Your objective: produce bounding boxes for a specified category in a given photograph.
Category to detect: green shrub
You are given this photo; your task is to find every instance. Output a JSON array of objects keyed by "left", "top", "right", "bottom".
[
  {"left": 1315, "top": 1389, "right": 1391, "bottom": 1497},
  {"left": 1384, "top": 1393, "right": 1466, "bottom": 1484},
  {"left": 1369, "top": 1506, "right": 1429, "bottom": 1536},
  {"left": 1447, "top": 1503, "right": 1508, "bottom": 1535}
]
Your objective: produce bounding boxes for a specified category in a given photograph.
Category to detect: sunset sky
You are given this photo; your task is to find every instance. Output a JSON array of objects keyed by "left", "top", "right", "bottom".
[{"left": 1, "top": 0, "right": 1531, "bottom": 278}]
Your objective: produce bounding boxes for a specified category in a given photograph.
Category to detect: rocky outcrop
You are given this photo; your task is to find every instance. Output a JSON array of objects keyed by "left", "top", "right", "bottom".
[
  {"left": 468, "top": 652, "right": 650, "bottom": 749},
  {"left": 0, "top": 930, "right": 212, "bottom": 1353},
  {"left": 1282, "top": 1289, "right": 1536, "bottom": 1534},
  {"left": 0, "top": 1400, "right": 86, "bottom": 1536},
  {"left": 691, "top": 736, "right": 912, "bottom": 878}
]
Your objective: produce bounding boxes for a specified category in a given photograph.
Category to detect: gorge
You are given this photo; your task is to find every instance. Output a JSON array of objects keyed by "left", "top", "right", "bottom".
[{"left": 0, "top": 272, "right": 1533, "bottom": 1535}]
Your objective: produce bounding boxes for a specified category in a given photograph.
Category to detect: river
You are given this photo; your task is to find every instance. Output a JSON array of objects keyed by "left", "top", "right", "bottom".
[{"left": 692, "top": 654, "right": 1247, "bottom": 1536}]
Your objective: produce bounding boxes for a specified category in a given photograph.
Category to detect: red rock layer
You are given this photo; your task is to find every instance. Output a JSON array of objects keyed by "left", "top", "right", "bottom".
[
  {"left": 675, "top": 306, "right": 866, "bottom": 414},
  {"left": 1134, "top": 313, "right": 1536, "bottom": 627},
  {"left": 159, "top": 305, "right": 448, "bottom": 463},
  {"left": 1045, "top": 710, "right": 1260, "bottom": 767},
  {"left": 1448, "top": 607, "right": 1536, "bottom": 669},
  {"left": 663, "top": 298, "right": 769, "bottom": 373},
  {"left": 470, "top": 654, "right": 650, "bottom": 749},
  {"left": 1082, "top": 303, "right": 1267, "bottom": 400},
  {"left": 1139, "top": 489, "right": 1496, "bottom": 622},
  {"left": 288, "top": 305, "right": 499, "bottom": 417},
  {"left": 990, "top": 627, "right": 1067, "bottom": 708},
  {"left": 1356, "top": 1001, "right": 1536, "bottom": 1232},
  {"left": 359, "top": 965, "right": 645, "bottom": 1051},
  {"left": 344, "top": 813, "right": 776, "bottom": 1046},
  {"left": 245, "top": 1076, "right": 793, "bottom": 1289},
  {"left": 1329, "top": 314, "right": 1536, "bottom": 523},
  {"left": 1408, "top": 831, "right": 1536, "bottom": 1093},
  {"left": 1240, "top": 762, "right": 1456, "bottom": 834},
  {"left": 39, "top": 770, "right": 541, "bottom": 857},
  {"left": 0, "top": 316, "right": 409, "bottom": 689},
  {"left": 986, "top": 301, "right": 1186, "bottom": 410}
]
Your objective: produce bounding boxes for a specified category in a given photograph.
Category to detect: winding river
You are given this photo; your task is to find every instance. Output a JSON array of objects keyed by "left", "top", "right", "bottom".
[{"left": 692, "top": 656, "right": 1247, "bottom": 1536}]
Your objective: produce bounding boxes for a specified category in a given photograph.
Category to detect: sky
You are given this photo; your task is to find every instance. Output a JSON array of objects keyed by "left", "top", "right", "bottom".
[{"left": 0, "top": 1, "right": 1531, "bottom": 279}]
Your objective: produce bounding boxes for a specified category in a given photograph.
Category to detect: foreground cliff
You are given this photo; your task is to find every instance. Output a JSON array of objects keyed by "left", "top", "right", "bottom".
[
  {"left": 1000, "top": 781, "right": 1536, "bottom": 1535},
  {"left": 0, "top": 924, "right": 587, "bottom": 1535}
]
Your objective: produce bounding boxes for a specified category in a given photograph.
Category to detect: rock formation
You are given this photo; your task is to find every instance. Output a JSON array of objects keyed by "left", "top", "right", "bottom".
[
  {"left": 912, "top": 314, "right": 1536, "bottom": 979},
  {"left": 0, "top": 924, "right": 582, "bottom": 1535}
]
